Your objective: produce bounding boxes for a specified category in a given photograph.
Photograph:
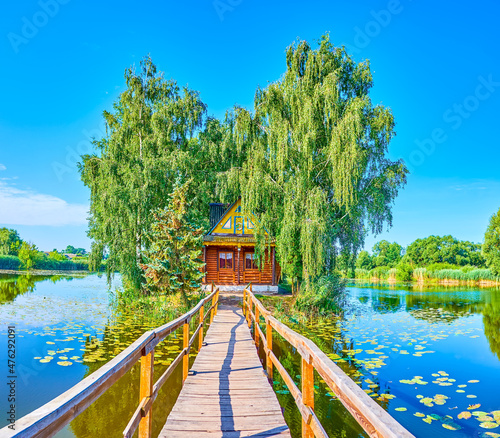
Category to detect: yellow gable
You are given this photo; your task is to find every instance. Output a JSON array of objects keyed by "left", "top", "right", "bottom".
[{"left": 210, "top": 199, "right": 259, "bottom": 236}]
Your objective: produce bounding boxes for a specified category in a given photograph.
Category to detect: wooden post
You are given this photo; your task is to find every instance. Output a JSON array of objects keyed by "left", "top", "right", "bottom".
[
  {"left": 266, "top": 320, "right": 273, "bottom": 380},
  {"left": 255, "top": 306, "right": 260, "bottom": 350},
  {"left": 183, "top": 320, "right": 189, "bottom": 384},
  {"left": 198, "top": 305, "right": 204, "bottom": 352},
  {"left": 215, "top": 289, "right": 220, "bottom": 316},
  {"left": 243, "top": 289, "right": 247, "bottom": 317},
  {"left": 248, "top": 284, "right": 253, "bottom": 328},
  {"left": 246, "top": 295, "right": 251, "bottom": 328},
  {"left": 210, "top": 291, "right": 217, "bottom": 324},
  {"left": 302, "top": 356, "right": 314, "bottom": 438},
  {"left": 138, "top": 350, "right": 154, "bottom": 438}
]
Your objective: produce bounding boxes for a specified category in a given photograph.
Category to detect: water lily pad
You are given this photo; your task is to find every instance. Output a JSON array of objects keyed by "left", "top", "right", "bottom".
[
  {"left": 395, "top": 407, "right": 407, "bottom": 412},
  {"left": 480, "top": 422, "right": 499, "bottom": 429},
  {"left": 57, "top": 361, "right": 72, "bottom": 366},
  {"left": 478, "top": 416, "right": 495, "bottom": 422},
  {"left": 443, "top": 423, "right": 460, "bottom": 430},
  {"left": 468, "top": 404, "right": 481, "bottom": 410},
  {"left": 458, "top": 411, "right": 472, "bottom": 420}
]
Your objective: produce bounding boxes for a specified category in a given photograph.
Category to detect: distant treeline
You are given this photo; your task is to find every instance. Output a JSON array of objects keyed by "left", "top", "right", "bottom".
[
  {"left": 348, "top": 235, "right": 500, "bottom": 283},
  {"left": 0, "top": 255, "right": 91, "bottom": 271},
  {"left": 0, "top": 227, "right": 96, "bottom": 272}
]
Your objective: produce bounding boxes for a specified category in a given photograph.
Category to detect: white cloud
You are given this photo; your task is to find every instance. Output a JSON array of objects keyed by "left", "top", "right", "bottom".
[
  {"left": 0, "top": 181, "right": 88, "bottom": 226},
  {"left": 0, "top": 164, "right": 6, "bottom": 171}
]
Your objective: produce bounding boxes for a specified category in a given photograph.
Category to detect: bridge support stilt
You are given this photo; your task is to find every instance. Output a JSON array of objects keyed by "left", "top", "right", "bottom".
[
  {"left": 139, "top": 351, "right": 154, "bottom": 438},
  {"left": 302, "top": 356, "right": 314, "bottom": 438}
]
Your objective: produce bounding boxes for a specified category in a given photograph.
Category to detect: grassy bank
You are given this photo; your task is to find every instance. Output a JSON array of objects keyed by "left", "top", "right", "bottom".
[
  {"left": 354, "top": 264, "right": 500, "bottom": 286},
  {"left": 0, "top": 269, "right": 90, "bottom": 276},
  {"left": 112, "top": 287, "right": 209, "bottom": 324}
]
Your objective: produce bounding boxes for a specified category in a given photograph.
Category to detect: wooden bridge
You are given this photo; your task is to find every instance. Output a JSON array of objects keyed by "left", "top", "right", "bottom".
[{"left": 4, "top": 285, "right": 415, "bottom": 438}]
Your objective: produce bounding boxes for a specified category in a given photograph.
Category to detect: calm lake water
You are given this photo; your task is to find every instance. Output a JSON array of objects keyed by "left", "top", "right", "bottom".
[{"left": 1, "top": 275, "right": 499, "bottom": 438}]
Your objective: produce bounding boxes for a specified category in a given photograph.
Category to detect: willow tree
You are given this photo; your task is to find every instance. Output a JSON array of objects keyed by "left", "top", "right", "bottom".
[
  {"left": 79, "top": 56, "right": 207, "bottom": 290},
  {"left": 218, "top": 35, "right": 408, "bottom": 291},
  {"left": 483, "top": 207, "right": 500, "bottom": 276}
]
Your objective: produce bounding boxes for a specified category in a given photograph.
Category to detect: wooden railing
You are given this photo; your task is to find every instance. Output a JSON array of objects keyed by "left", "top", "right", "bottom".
[
  {"left": 9, "top": 285, "right": 220, "bottom": 438},
  {"left": 243, "top": 285, "right": 415, "bottom": 438}
]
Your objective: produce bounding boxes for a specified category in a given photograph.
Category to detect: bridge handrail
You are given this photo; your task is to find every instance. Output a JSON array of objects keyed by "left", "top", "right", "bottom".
[
  {"left": 243, "top": 285, "right": 415, "bottom": 438},
  {"left": 8, "top": 284, "right": 220, "bottom": 438}
]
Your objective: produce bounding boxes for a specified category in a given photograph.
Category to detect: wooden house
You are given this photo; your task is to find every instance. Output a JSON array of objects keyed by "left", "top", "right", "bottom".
[{"left": 202, "top": 199, "right": 280, "bottom": 291}]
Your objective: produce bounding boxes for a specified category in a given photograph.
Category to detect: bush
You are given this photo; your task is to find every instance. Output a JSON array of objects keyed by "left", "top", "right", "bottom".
[
  {"left": 354, "top": 268, "right": 371, "bottom": 279},
  {"left": 34, "top": 255, "right": 88, "bottom": 271},
  {"left": 396, "top": 263, "right": 413, "bottom": 281},
  {"left": 466, "top": 269, "right": 497, "bottom": 281},
  {"left": 294, "top": 274, "right": 345, "bottom": 316},
  {"left": 0, "top": 255, "right": 21, "bottom": 270},
  {"left": 413, "top": 267, "right": 427, "bottom": 280},
  {"left": 425, "top": 263, "right": 460, "bottom": 273}
]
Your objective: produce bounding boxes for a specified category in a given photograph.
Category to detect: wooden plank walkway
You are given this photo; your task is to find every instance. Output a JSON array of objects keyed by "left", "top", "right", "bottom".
[{"left": 159, "top": 304, "right": 291, "bottom": 438}]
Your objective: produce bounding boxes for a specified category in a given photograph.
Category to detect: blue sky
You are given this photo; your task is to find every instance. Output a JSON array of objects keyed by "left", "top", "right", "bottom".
[{"left": 0, "top": 0, "right": 499, "bottom": 252}]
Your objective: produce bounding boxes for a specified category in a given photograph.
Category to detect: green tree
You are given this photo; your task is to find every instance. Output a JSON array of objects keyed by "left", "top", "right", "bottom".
[
  {"left": 406, "top": 235, "right": 486, "bottom": 267},
  {"left": 79, "top": 56, "right": 208, "bottom": 289},
  {"left": 64, "top": 245, "right": 76, "bottom": 254},
  {"left": 140, "top": 181, "right": 205, "bottom": 295},
  {"left": 483, "top": 208, "right": 500, "bottom": 276},
  {"left": 18, "top": 242, "right": 38, "bottom": 271},
  {"left": 49, "top": 251, "right": 67, "bottom": 262},
  {"left": 0, "top": 228, "right": 22, "bottom": 256},
  {"left": 395, "top": 262, "right": 413, "bottom": 281},
  {"left": 217, "top": 35, "right": 407, "bottom": 291},
  {"left": 372, "top": 240, "right": 403, "bottom": 267},
  {"left": 356, "top": 250, "right": 374, "bottom": 270}
]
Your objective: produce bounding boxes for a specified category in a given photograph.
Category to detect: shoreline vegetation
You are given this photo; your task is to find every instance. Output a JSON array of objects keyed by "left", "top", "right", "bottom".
[
  {"left": 351, "top": 267, "right": 500, "bottom": 287},
  {"left": 350, "top": 275, "right": 500, "bottom": 288}
]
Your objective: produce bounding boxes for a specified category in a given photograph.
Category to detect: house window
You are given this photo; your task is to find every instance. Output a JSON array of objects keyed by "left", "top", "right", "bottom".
[
  {"left": 219, "top": 252, "right": 233, "bottom": 269},
  {"left": 245, "top": 253, "right": 257, "bottom": 270},
  {"left": 221, "top": 218, "right": 231, "bottom": 229}
]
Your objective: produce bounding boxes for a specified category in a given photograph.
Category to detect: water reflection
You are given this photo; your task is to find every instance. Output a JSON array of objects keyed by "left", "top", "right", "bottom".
[
  {"left": 69, "top": 314, "right": 200, "bottom": 438},
  {"left": 0, "top": 274, "right": 84, "bottom": 305},
  {"left": 0, "top": 274, "right": 46, "bottom": 303},
  {"left": 269, "top": 283, "right": 500, "bottom": 438},
  {"left": 482, "top": 291, "right": 500, "bottom": 360}
]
